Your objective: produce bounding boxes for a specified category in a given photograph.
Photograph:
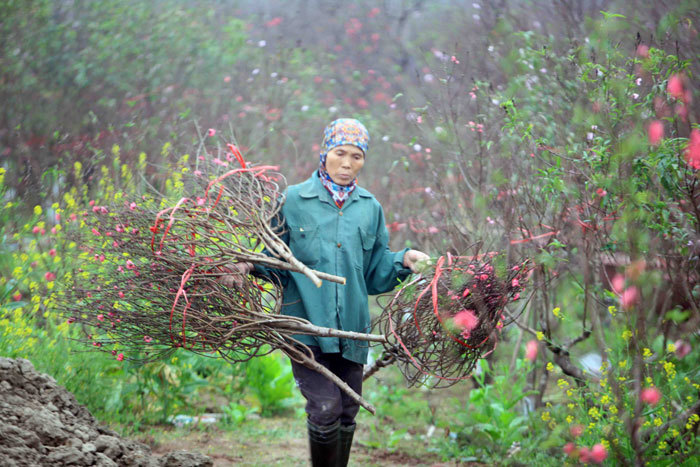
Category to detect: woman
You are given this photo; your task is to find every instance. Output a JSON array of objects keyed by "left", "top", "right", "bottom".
[{"left": 226, "top": 118, "right": 429, "bottom": 466}]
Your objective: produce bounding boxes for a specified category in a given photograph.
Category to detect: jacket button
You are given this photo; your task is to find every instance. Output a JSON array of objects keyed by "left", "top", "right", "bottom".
[
  {"left": 339, "top": 211, "right": 343, "bottom": 216},
  {"left": 337, "top": 242, "right": 342, "bottom": 248}
]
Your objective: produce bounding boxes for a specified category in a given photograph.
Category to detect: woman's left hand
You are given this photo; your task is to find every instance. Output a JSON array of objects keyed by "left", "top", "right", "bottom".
[{"left": 403, "top": 249, "right": 431, "bottom": 273}]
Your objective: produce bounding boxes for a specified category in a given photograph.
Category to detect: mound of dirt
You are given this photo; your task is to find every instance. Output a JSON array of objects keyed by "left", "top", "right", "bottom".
[{"left": 0, "top": 357, "right": 212, "bottom": 467}]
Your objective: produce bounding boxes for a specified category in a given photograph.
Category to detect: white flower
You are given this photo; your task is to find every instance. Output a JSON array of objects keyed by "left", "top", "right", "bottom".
[
  {"left": 540, "top": 68, "right": 547, "bottom": 74},
  {"left": 258, "top": 40, "right": 267, "bottom": 47},
  {"left": 492, "top": 98, "right": 500, "bottom": 105},
  {"left": 270, "top": 72, "right": 278, "bottom": 78},
  {"left": 301, "top": 105, "right": 309, "bottom": 112},
  {"left": 587, "top": 132, "right": 594, "bottom": 141},
  {"left": 413, "top": 144, "right": 422, "bottom": 152},
  {"left": 487, "top": 45, "right": 495, "bottom": 53},
  {"left": 423, "top": 73, "right": 434, "bottom": 83},
  {"left": 382, "top": 135, "right": 390, "bottom": 142},
  {"left": 636, "top": 78, "right": 642, "bottom": 86},
  {"left": 435, "top": 126, "right": 445, "bottom": 135},
  {"left": 632, "top": 93, "right": 639, "bottom": 100},
  {"left": 472, "top": 14, "right": 480, "bottom": 21},
  {"left": 252, "top": 68, "right": 260, "bottom": 75},
  {"left": 328, "top": 106, "right": 338, "bottom": 113},
  {"left": 472, "top": 3, "right": 481, "bottom": 9}
]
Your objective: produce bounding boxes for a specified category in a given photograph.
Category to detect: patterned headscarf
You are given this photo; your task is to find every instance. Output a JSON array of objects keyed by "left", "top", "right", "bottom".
[{"left": 318, "top": 118, "right": 369, "bottom": 208}]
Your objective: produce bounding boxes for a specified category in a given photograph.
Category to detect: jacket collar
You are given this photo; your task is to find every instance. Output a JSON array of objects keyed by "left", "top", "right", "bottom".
[{"left": 299, "top": 171, "right": 371, "bottom": 207}]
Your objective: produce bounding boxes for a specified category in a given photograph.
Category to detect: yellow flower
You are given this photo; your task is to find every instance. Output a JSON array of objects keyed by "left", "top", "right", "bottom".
[
  {"left": 552, "top": 307, "right": 561, "bottom": 318},
  {"left": 568, "top": 403, "right": 575, "bottom": 410},
  {"left": 541, "top": 411, "right": 551, "bottom": 422},
  {"left": 643, "top": 348, "right": 652, "bottom": 358},
  {"left": 619, "top": 359, "right": 627, "bottom": 368},
  {"left": 588, "top": 407, "right": 601, "bottom": 420},
  {"left": 609, "top": 405, "right": 618, "bottom": 414},
  {"left": 536, "top": 331, "right": 545, "bottom": 341},
  {"left": 34, "top": 205, "right": 43, "bottom": 216},
  {"left": 546, "top": 362, "right": 554, "bottom": 372},
  {"left": 600, "top": 395, "right": 610, "bottom": 405},
  {"left": 558, "top": 378, "right": 569, "bottom": 389},
  {"left": 566, "top": 415, "right": 574, "bottom": 423},
  {"left": 667, "top": 343, "right": 676, "bottom": 353},
  {"left": 654, "top": 417, "right": 663, "bottom": 427},
  {"left": 621, "top": 329, "right": 632, "bottom": 341},
  {"left": 608, "top": 305, "right": 617, "bottom": 316},
  {"left": 663, "top": 361, "right": 676, "bottom": 379},
  {"left": 600, "top": 378, "right": 607, "bottom": 388}
]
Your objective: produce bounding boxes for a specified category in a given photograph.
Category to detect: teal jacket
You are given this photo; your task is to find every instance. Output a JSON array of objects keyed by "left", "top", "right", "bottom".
[{"left": 257, "top": 172, "right": 411, "bottom": 364}]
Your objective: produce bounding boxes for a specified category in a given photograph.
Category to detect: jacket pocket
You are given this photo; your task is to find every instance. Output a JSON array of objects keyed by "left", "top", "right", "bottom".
[
  {"left": 289, "top": 224, "right": 320, "bottom": 266},
  {"left": 357, "top": 227, "right": 376, "bottom": 270}
]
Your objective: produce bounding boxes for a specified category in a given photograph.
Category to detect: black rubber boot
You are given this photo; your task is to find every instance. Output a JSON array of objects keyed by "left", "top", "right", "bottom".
[
  {"left": 338, "top": 423, "right": 355, "bottom": 467},
  {"left": 307, "top": 419, "right": 340, "bottom": 467}
]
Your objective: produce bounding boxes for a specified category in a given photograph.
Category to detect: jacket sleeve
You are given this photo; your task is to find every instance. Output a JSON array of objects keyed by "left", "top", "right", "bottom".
[{"left": 364, "top": 202, "right": 412, "bottom": 295}]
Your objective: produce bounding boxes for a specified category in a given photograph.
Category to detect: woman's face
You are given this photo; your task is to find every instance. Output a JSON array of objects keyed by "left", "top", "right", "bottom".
[{"left": 324, "top": 144, "right": 365, "bottom": 185}]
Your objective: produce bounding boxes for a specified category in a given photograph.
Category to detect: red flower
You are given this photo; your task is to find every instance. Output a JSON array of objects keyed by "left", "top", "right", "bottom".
[
  {"left": 12, "top": 292, "right": 22, "bottom": 301},
  {"left": 207, "top": 128, "right": 216, "bottom": 137},
  {"left": 684, "top": 129, "right": 700, "bottom": 170},
  {"left": 44, "top": 272, "right": 56, "bottom": 282},
  {"left": 453, "top": 310, "right": 478, "bottom": 331},
  {"left": 667, "top": 74, "right": 684, "bottom": 100},
  {"left": 525, "top": 340, "right": 538, "bottom": 362},
  {"left": 640, "top": 387, "right": 661, "bottom": 406},
  {"left": 125, "top": 260, "right": 136, "bottom": 270},
  {"left": 91, "top": 228, "right": 101, "bottom": 236},
  {"left": 590, "top": 444, "right": 608, "bottom": 464},
  {"left": 116, "top": 353, "right": 124, "bottom": 361},
  {"left": 563, "top": 442, "right": 577, "bottom": 457},
  {"left": 648, "top": 120, "right": 664, "bottom": 145}
]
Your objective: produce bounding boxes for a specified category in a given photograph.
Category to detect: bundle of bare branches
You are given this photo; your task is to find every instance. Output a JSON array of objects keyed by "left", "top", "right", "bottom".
[
  {"left": 367, "top": 251, "right": 530, "bottom": 387},
  {"left": 57, "top": 150, "right": 382, "bottom": 413}
]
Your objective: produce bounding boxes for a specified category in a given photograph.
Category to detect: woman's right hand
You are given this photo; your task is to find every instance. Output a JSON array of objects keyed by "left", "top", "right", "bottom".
[{"left": 217, "top": 262, "right": 254, "bottom": 287}]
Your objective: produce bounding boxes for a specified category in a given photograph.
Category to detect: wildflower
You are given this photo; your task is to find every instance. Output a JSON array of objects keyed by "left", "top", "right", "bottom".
[
  {"left": 667, "top": 74, "right": 684, "bottom": 100},
  {"left": 611, "top": 274, "right": 624, "bottom": 294},
  {"left": 525, "top": 340, "right": 538, "bottom": 361},
  {"left": 453, "top": 310, "right": 478, "bottom": 331},
  {"left": 643, "top": 348, "right": 652, "bottom": 358},
  {"left": 570, "top": 424, "right": 584, "bottom": 437},
  {"left": 596, "top": 188, "right": 606, "bottom": 197},
  {"left": 648, "top": 120, "right": 664, "bottom": 145},
  {"left": 536, "top": 331, "right": 545, "bottom": 341},
  {"left": 541, "top": 411, "right": 551, "bottom": 422},
  {"left": 91, "top": 228, "right": 101, "bottom": 236},
  {"left": 608, "top": 305, "right": 617, "bottom": 316},
  {"left": 621, "top": 329, "right": 632, "bottom": 341},
  {"left": 579, "top": 446, "right": 590, "bottom": 463},
  {"left": 461, "top": 288, "right": 470, "bottom": 297},
  {"left": 512, "top": 278, "right": 520, "bottom": 287},
  {"left": 450, "top": 55, "right": 459, "bottom": 64},
  {"left": 663, "top": 360, "right": 676, "bottom": 379},
  {"left": 546, "top": 362, "right": 554, "bottom": 372},
  {"left": 129, "top": 202, "right": 137, "bottom": 210},
  {"left": 588, "top": 407, "right": 601, "bottom": 420},
  {"left": 116, "top": 353, "right": 124, "bottom": 361},
  {"left": 590, "top": 444, "right": 608, "bottom": 464},
  {"left": 44, "top": 272, "right": 56, "bottom": 282},
  {"left": 144, "top": 335, "right": 152, "bottom": 343},
  {"left": 674, "top": 339, "right": 691, "bottom": 358},
  {"left": 640, "top": 387, "right": 661, "bottom": 406},
  {"left": 552, "top": 307, "right": 561, "bottom": 318},
  {"left": 667, "top": 342, "right": 676, "bottom": 353},
  {"left": 618, "top": 359, "right": 627, "bottom": 368},
  {"left": 125, "top": 260, "right": 136, "bottom": 270},
  {"left": 13, "top": 292, "right": 22, "bottom": 301},
  {"left": 97, "top": 314, "right": 104, "bottom": 321},
  {"left": 118, "top": 291, "right": 125, "bottom": 298}
]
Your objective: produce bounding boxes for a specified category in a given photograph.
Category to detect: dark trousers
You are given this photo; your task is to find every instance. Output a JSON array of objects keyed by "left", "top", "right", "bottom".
[{"left": 290, "top": 345, "right": 363, "bottom": 427}]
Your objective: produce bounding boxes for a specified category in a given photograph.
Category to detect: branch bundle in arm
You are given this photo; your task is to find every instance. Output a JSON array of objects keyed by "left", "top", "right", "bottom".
[{"left": 368, "top": 250, "right": 530, "bottom": 387}]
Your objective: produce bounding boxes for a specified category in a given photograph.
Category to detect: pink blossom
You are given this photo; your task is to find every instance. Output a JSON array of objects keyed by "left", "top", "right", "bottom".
[
  {"left": 49, "top": 248, "right": 56, "bottom": 257},
  {"left": 579, "top": 447, "right": 590, "bottom": 463},
  {"left": 667, "top": 74, "right": 684, "bottom": 100},
  {"left": 115, "top": 224, "right": 124, "bottom": 233},
  {"left": 117, "top": 266, "right": 124, "bottom": 273},
  {"left": 55, "top": 213, "right": 61, "bottom": 222},
  {"left": 197, "top": 197, "right": 206, "bottom": 206},
  {"left": 125, "top": 260, "right": 136, "bottom": 270},
  {"left": 525, "top": 340, "right": 538, "bottom": 361},
  {"left": 648, "top": 120, "right": 664, "bottom": 145},
  {"left": 453, "top": 310, "right": 478, "bottom": 331},
  {"left": 462, "top": 288, "right": 470, "bottom": 298},
  {"left": 512, "top": 278, "right": 519, "bottom": 287},
  {"left": 596, "top": 188, "right": 607, "bottom": 197},
  {"left": 194, "top": 170, "right": 202, "bottom": 176},
  {"left": 450, "top": 55, "right": 459, "bottom": 64},
  {"left": 40, "top": 228, "right": 45, "bottom": 235},
  {"left": 88, "top": 200, "right": 95, "bottom": 206},
  {"left": 636, "top": 44, "right": 649, "bottom": 58},
  {"left": 116, "top": 353, "right": 124, "bottom": 361},
  {"left": 207, "top": 128, "right": 216, "bottom": 137},
  {"left": 118, "top": 291, "right": 125, "bottom": 298},
  {"left": 12, "top": 292, "right": 22, "bottom": 301},
  {"left": 129, "top": 202, "right": 137, "bottom": 210},
  {"left": 570, "top": 424, "right": 584, "bottom": 437},
  {"left": 611, "top": 274, "right": 625, "bottom": 294},
  {"left": 479, "top": 274, "right": 489, "bottom": 281},
  {"left": 674, "top": 339, "right": 691, "bottom": 358},
  {"left": 93, "top": 342, "right": 101, "bottom": 347},
  {"left": 223, "top": 75, "right": 231, "bottom": 83},
  {"left": 70, "top": 213, "right": 77, "bottom": 222},
  {"left": 563, "top": 442, "right": 576, "bottom": 457},
  {"left": 590, "top": 444, "right": 608, "bottom": 464},
  {"left": 44, "top": 272, "right": 56, "bottom": 282},
  {"left": 428, "top": 226, "right": 439, "bottom": 234},
  {"left": 51, "top": 227, "right": 57, "bottom": 235},
  {"left": 512, "top": 293, "right": 520, "bottom": 301},
  {"left": 97, "top": 314, "right": 104, "bottom": 321},
  {"left": 620, "top": 286, "right": 639, "bottom": 308},
  {"left": 91, "top": 228, "right": 101, "bottom": 236},
  {"left": 32, "top": 226, "right": 40, "bottom": 234},
  {"left": 640, "top": 387, "right": 661, "bottom": 406},
  {"left": 684, "top": 129, "right": 700, "bottom": 170},
  {"left": 144, "top": 336, "right": 152, "bottom": 343}
]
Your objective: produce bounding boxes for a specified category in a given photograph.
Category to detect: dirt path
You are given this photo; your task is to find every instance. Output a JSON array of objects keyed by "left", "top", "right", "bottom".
[{"left": 143, "top": 416, "right": 452, "bottom": 466}]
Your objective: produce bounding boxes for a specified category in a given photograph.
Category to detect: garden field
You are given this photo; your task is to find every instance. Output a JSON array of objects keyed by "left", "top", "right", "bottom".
[{"left": 1, "top": 1, "right": 699, "bottom": 465}]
